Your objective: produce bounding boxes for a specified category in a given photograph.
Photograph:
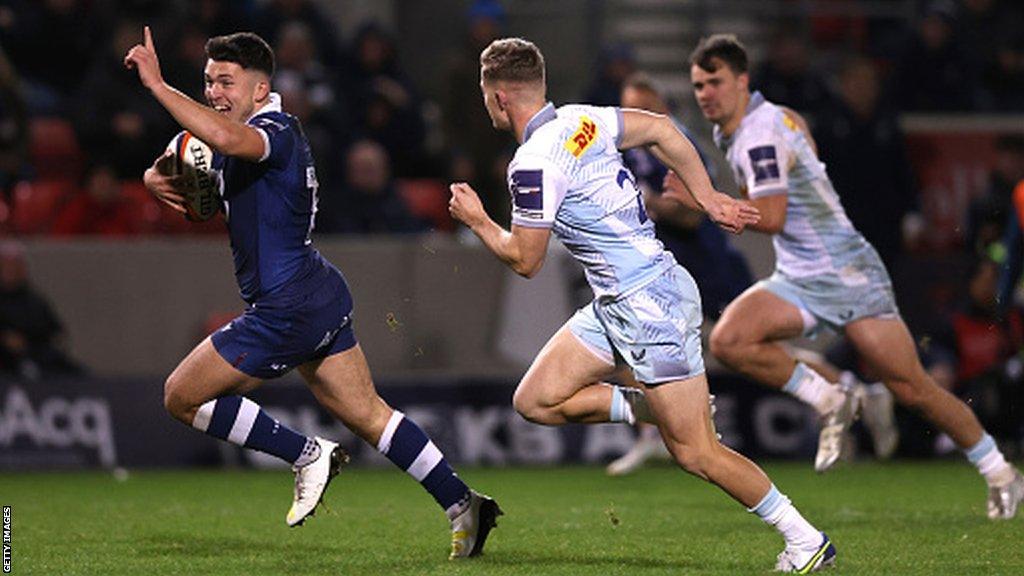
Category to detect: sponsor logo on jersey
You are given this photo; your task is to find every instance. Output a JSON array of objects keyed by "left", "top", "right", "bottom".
[
  {"left": 510, "top": 169, "right": 544, "bottom": 219},
  {"left": 564, "top": 116, "right": 598, "bottom": 158},
  {"left": 748, "top": 145, "right": 781, "bottom": 184}
]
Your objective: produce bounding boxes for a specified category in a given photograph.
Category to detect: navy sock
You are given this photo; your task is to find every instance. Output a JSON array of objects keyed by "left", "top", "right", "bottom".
[
  {"left": 377, "top": 410, "right": 470, "bottom": 518},
  {"left": 192, "top": 396, "right": 309, "bottom": 464}
]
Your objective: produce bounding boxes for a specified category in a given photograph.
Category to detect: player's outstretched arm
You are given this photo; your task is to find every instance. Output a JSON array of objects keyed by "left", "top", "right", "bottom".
[
  {"left": 619, "top": 109, "right": 759, "bottom": 234},
  {"left": 449, "top": 182, "right": 551, "bottom": 278},
  {"left": 124, "top": 26, "right": 266, "bottom": 161}
]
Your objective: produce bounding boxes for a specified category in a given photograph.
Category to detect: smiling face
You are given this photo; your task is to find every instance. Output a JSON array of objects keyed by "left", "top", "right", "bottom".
[
  {"left": 690, "top": 58, "right": 748, "bottom": 128},
  {"left": 204, "top": 59, "right": 269, "bottom": 123}
]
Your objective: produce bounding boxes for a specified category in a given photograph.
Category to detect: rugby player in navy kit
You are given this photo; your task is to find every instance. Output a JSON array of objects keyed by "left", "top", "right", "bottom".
[{"left": 125, "top": 28, "right": 500, "bottom": 558}]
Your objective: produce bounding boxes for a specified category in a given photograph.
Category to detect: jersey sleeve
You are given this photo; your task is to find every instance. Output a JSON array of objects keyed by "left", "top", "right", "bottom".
[
  {"left": 508, "top": 154, "right": 570, "bottom": 229},
  {"left": 590, "top": 106, "right": 624, "bottom": 148},
  {"left": 248, "top": 113, "right": 295, "bottom": 166},
  {"left": 736, "top": 125, "right": 790, "bottom": 198}
]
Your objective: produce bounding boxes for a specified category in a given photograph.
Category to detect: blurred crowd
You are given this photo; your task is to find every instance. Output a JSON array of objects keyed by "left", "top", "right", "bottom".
[
  {"left": 0, "top": 0, "right": 1020, "bottom": 239},
  {"left": 0, "top": 0, "right": 1023, "bottom": 422}
]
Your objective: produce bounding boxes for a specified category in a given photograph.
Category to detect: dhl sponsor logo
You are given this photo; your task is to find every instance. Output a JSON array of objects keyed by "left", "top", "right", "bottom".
[{"left": 564, "top": 116, "right": 597, "bottom": 158}]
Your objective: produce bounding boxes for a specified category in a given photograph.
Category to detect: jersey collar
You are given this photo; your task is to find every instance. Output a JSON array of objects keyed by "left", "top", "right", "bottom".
[
  {"left": 248, "top": 92, "right": 283, "bottom": 122},
  {"left": 714, "top": 90, "right": 766, "bottom": 149},
  {"left": 522, "top": 102, "right": 556, "bottom": 143}
]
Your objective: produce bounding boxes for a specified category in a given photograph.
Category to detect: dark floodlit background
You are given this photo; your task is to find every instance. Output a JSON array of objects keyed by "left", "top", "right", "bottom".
[{"left": 0, "top": 0, "right": 1022, "bottom": 469}]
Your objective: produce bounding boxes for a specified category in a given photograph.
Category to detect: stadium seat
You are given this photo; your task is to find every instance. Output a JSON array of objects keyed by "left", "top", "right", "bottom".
[
  {"left": 397, "top": 178, "right": 455, "bottom": 232},
  {"left": 120, "top": 181, "right": 164, "bottom": 234},
  {"left": 29, "top": 117, "right": 84, "bottom": 180},
  {"left": 10, "top": 179, "right": 76, "bottom": 235}
]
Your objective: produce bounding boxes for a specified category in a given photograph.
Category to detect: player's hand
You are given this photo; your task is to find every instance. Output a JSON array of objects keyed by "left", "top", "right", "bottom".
[
  {"left": 124, "top": 26, "right": 164, "bottom": 91},
  {"left": 449, "top": 182, "right": 488, "bottom": 229},
  {"left": 143, "top": 150, "right": 188, "bottom": 214},
  {"left": 704, "top": 191, "right": 760, "bottom": 234}
]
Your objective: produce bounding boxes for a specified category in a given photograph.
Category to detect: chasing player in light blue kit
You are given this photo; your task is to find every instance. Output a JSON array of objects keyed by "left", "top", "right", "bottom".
[
  {"left": 449, "top": 37, "right": 836, "bottom": 573},
  {"left": 125, "top": 28, "right": 500, "bottom": 558},
  {"left": 686, "top": 34, "right": 1023, "bottom": 517}
]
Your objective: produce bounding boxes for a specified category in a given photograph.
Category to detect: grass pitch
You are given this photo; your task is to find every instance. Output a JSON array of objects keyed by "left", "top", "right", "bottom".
[{"left": 2, "top": 461, "right": 1022, "bottom": 575}]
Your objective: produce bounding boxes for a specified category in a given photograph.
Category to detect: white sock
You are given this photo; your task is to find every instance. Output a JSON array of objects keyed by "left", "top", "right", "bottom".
[
  {"left": 611, "top": 386, "right": 655, "bottom": 424},
  {"left": 750, "top": 485, "right": 821, "bottom": 550},
  {"left": 966, "top": 434, "right": 1014, "bottom": 486},
  {"left": 782, "top": 363, "right": 843, "bottom": 416}
]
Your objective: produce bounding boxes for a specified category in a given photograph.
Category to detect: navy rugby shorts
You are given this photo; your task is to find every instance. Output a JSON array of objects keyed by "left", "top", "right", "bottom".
[{"left": 212, "top": 263, "right": 357, "bottom": 379}]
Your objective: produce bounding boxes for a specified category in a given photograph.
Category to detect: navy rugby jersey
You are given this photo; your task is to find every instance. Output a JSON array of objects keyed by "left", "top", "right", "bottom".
[{"left": 211, "top": 93, "right": 323, "bottom": 303}]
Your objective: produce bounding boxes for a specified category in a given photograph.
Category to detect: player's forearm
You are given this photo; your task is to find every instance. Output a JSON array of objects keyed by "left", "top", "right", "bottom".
[
  {"left": 649, "top": 123, "right": 717, "bottom": 212},
  {"left": 150, "top": 83, "right": 245, "bottom": 154},
  {"left": 469, "top": 219, "right": 539, "bottom": 278}
]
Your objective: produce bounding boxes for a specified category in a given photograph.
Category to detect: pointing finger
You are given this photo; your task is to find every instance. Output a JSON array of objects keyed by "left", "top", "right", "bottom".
[{"left": 144, "top": 26, "right": 154, "bottom": 50}]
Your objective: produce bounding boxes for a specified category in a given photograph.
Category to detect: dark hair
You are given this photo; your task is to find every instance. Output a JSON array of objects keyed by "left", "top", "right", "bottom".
[
  {"left": 689, "top": 34, "right": 748, "bottom": 74},
  {"left": 205, "top": 32, "right": 275, "bottom": 77},
  {"left": 480, "top": 37, "right": 545, "bottom": 85}
]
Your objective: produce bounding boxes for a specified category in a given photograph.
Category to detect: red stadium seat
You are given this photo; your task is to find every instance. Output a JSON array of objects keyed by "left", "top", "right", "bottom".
[
  {"left": 397, "top": 178, "right": 455, "bottom": 232},
  {"left": 29, "top": 117, "right": 84, "bottom": 180},
  {"left": 120, "top": 181, "right": 164, "bottom": 234},
  {"left": 10, "top": 179, "right": 76, "bottom": 235}
]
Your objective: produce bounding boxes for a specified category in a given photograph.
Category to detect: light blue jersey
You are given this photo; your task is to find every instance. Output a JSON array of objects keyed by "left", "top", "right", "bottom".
[
  {"left": 715, "top": 91, "right": 874, "bottom": 280},
  {"left": 512, "top": 103, "right": 705, "bottom": 383},
  {"left": 509, "top": 103, "right": 676, "bottom": 299},
  {"left": 715, "top": 92, "right": 899, "bottom": 332}
]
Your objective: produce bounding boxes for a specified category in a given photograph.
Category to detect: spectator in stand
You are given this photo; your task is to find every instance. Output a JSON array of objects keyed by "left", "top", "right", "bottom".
[
  {"left": 751, "top": 31, "right": 830, "bottom": 120},
  {"left": 894, "top": 0, "right": 976, "bottom": 112},
  {"left": 162, "top": 23, "right": 217, "bottom": 102},
  {"left": 957, "top": 0, "right": 1024, "bottom": 111},
  {"left": 188, "top": 0, "right": 255, "bottom": 38},
  {"left": 316, "top": 140, "right": 428, "bottom": 235},
  {"left": 814, "top": 56, "right": 919, "bottom": 269},
  {"left": 0, "top": 241, "right": 82, "bottom": 380},
  {"left": 52, "top": 163, "right": 141, "bottom": 237},
  {"left": 253, "top": 0, "right": 342, "bottom": 67},
  {"left": 442, "top": 0, "right": 514, "bottom": 227},
  {"left": 584, "top": 43, "right": 636, "bottom": 107},
  {"left": 0, "top": 0, "right": 104, "bottom": 113},
  {"left": 274, "top": 21, "right": 349, "bottom": 200},
  {"left": 72, "top": 18, "right": 178, "bottom": 179},
  {"left": 967, "top": 136, "right": 1024, "bottom": 255},
  {"left": 347, "top": 22, "right": 429, "bottom": 177},
  {"left": 0, "top": 47, "right": 28, "bottom": 196}
]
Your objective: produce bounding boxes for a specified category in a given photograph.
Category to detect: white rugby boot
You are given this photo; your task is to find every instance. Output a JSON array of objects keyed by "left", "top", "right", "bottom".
[
  {"left": 286, "top": 437, "right": 348, "bottom": 527},
  {"left": 449, "top": 490, "right": 503, "bottom": 559},
  {"left": 858, "top": 382, "right": 899, "bottom": 459},
  {"left": 775, "top": 532, "right": 837, "bottom": 573},
  {"left": 814, "top": 385, "right": 860, "bottom": 473},
  {"left": 987, "top": 469, "right": 1024, "bottom": 520}
]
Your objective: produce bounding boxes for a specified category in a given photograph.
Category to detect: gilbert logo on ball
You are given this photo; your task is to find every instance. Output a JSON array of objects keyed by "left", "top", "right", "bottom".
[{"left": 168, "top": 131, "right": 221, "bottom": 222}]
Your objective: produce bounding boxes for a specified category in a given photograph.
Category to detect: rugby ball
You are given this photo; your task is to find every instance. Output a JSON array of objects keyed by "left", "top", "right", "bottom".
[{"left": 166, "top": 131, "right": 221, "bottom": 221}]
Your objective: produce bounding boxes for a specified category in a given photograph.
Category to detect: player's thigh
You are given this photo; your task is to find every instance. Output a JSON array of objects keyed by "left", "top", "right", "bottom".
[
  {"left": 165, "top": 336, "right": 262, "bottom": 416},
  {"left": 844, "top": 316, "right": 926, "bottom": 384},
  {"left": 517, "top": 324, "right": 618, "bottom": 407},
  {"left": 712, "top": 285, "right": 806, "bottom": 346},
  {"left": 298, "top": 344, "right": 391, "bottom": 436}
]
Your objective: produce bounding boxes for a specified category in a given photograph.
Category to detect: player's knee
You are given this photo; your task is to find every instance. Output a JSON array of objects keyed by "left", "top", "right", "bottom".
[
  {"left": 512, "top": 386, "right": 556, "bottom": 424},
  {"left": 163, "top": 375, "right": 194, "bottom": 424},
  {"left": 888, "top": 380, "right": 930, "bottom": 412},
  {"left": 668, "top": 443, "right": 715, "bottom": 481},
  {"left": 709, "top": 324, "right": 742, "bottom": 364}
]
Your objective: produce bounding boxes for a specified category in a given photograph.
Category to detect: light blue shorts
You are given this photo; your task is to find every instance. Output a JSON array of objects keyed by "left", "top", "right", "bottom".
[
  {"left": 757, "top": 251, "right": 899, "bottom": 336},
  {"left": 568, "top": 265, "right": 705, "bottom": 386}
]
